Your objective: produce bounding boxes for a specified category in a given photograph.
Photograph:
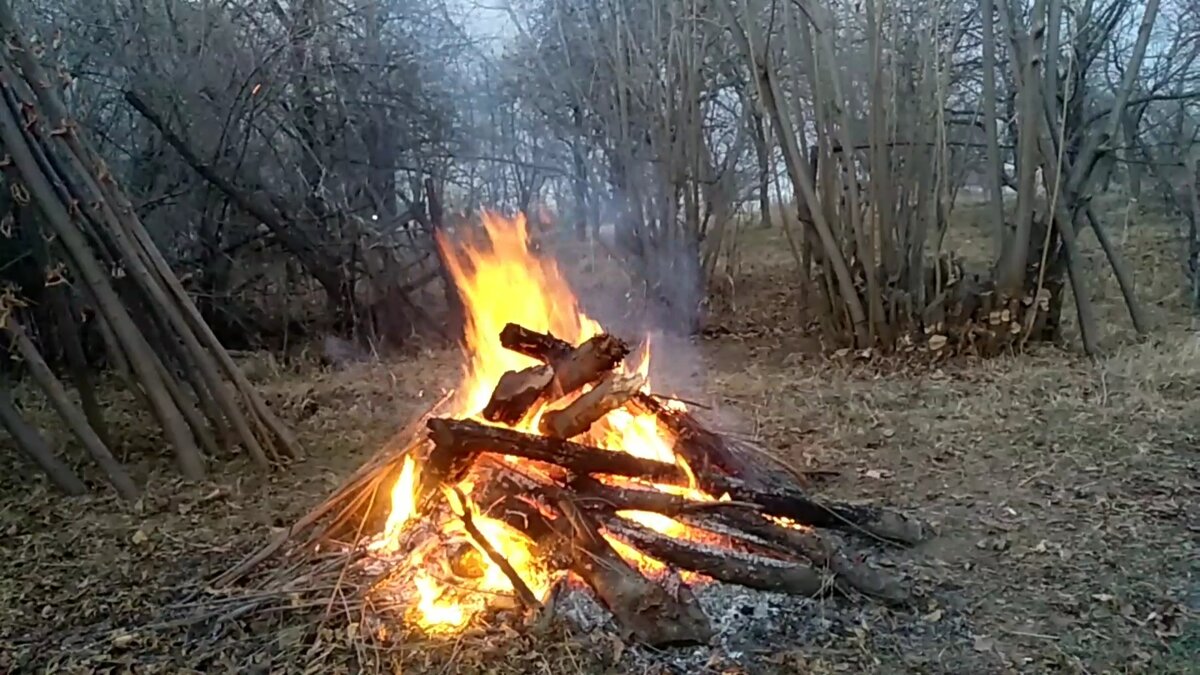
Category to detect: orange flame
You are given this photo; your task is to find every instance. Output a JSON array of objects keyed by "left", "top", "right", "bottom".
[{"left": 375, "top": 211, "right": 711, "bottom": 634}]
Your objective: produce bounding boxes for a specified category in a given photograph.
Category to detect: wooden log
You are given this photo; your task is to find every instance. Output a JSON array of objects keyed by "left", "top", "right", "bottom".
[
  {"left": 492, "top": 493, "right": 713, "bottom": 647},
  {"left": 498, "top": 322, "right": 574, "bottom": 364},
  {"left": 419, "top": 419, "right": 487, "bottom": 509},
  {"left": 3, "top": 314, "right": 141, "bottom": 499},
  {"left": 425, "top": 418, "right": 684, "bottom": 483},
  {"left": 545, "top": 333, "right": 630, "bottom": 397},
  {"left": 570, "top": 476, "right": 748, "bottom": 516},
  {"left": 539, "top": 371, "right": 646, "bottom": 439},
  {"left": 699, "top": 474, "right": 932, "bottom": 545},
  {"left": 600, "top": 517, "right": 829, "bottom": 597},
  {"left": 571, "top": 477, "right": 910, "bottom": 604},
  {"left": 629, "top": 392, "right": 753, "bottom": 477},
  {"left": 483, "top": 328, "right": 628, "bottom": 425},
  {"left": 448, "top": 487, "right": 542, "bottom": 611},
  {"left": 482, "top": 364, "right": 555, "bottom": 425},
  {"left": 498, "top": 322, "right": 629, "bottom": 397},
  {"left": 432, "top": 418, "right": 930, "bottom": 545},
  {"left": 0, "top": 379, "right": 87, "bottom": 495},
  {"left": 686, "top": 510, "right": 911, "bottom": 605},
  {"left": 498, "top": 324, "right": 796, "bottom": 488}
]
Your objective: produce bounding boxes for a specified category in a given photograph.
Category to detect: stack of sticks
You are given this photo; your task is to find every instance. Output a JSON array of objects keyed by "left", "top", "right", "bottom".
[{"left": 216, "top": 323, "right": 933, "bottom": 647}]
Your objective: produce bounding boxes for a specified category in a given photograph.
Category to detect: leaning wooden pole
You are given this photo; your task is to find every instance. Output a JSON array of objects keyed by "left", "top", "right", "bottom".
[
  {"left": 0, "top": 79, "right": 206, "bottom": 479},
  {"left": 2, "top": 312, "right": 140, "bottom": 499},
  {"left": 0, "top": 378, "right": 87, "bottom": 496},
  {"left": 0, "top": 1, "right": 302, "bottom": 472},
  {"left": 0, "top": 59, "right": 267, "bottom": 468}
]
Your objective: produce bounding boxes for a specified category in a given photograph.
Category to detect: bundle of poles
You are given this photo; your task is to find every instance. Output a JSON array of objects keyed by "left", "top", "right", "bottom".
[{"left": 218, "top": 323, "right": 932, "bottom": 647}]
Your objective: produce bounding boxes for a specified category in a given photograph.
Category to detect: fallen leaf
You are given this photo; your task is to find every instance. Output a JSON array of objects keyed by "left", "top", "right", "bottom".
[
  {"left": 111, "top": 633, "right": 135, "bottom": 648},
  {"left": 131, "top": 529, "right": 148, "bottom": 545},
  {"left": 923, "top": 609, "right": 944, "bottom": 622}
]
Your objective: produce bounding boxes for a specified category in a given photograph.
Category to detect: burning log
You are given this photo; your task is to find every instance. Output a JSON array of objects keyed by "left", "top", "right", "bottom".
[
  {"left": 572, "top": 477, "right": 911, "bottom": 605},
  {"left": 417, "top": 421, "right": 487, "bottom": 511},
  {"left": 482, "top": 365, "right": 555, "bottom": 425},
  {"left": 482, "top": 329, "right": 629, "bottom": 425},
  {"left": 498, "top": 322, "right": 796, "bottom": 487},
  {"left": 600, "top": 517, "right": 829, "bottom": 597},
  {"left": 546, "top": 333, "right": 630, "bottom": 398},
  {"left": 429, "top": 417, "right": 930, "bottom": 545},
  {"left": 539, "top": 370, "right": 646, "bottom": 439},
  {"left": 629, "top": 392, "right": 759, "bottom": 478},
  {"left": 425, "top": 418, "right": 685, "bottom": 483},
  {"left": 498, "top": 322, "right": 574, "bottom": 363},
  {"left": 492, "top": 492, "right": 713, "bottom": 647},
  {"left": 699, "top": 474, "right": 932, "bottom": 546}
]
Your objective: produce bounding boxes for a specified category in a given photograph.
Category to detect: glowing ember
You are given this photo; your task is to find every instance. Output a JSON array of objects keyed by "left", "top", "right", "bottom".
[{"left": 374, "top": 211, "right": 712, "bottom": 634}]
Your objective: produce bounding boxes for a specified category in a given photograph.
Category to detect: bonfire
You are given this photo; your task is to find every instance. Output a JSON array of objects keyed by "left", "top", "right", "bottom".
[{"left": 217, "top": 212, "right": 931, "bottom": 647}]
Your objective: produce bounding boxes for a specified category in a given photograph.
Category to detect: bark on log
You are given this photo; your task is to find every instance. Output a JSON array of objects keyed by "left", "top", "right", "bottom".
[
  {"left": 685, "top": 509, "right": 910, "bottom": 604},
  {"left": 498, "top": 324, "right": 797, "bottom": 489},
  {"left": 484, "top": 330, "right": 628, "bottom": 425},
  {"left": 600, "top": 517, "right": 829, "bottom": 597},
  {"left": 629, "top": 392, "right": 756, "bottom": 478},
  {"left": 700, "top": 474, "right": 932, "bottom": 546},
  {"left": 430, "top": 418, "right": 930, "bottom": 545},
  {"left": 498, "top": 323, "right": 574, "bottom": 364},
  {"left": 482, "top": 364, "right": 555, "bottom": 425},
  {"left": 419, "top": 419, "right": 486, "bottom": 509},
  {"left": 539, "top": 371, "right": 645, "bottom": 439},
  {"left": 426, "top": 418, "right": 684, "bottom": 483},
  {"left": 0, "top": 380, "right": 87, "bottom": 495},
  {"left": 545, "top": 333, "right": 629, "bottom": 398},
  {"left": 572, "top": 477, "right": 910, "bottom": 604},
  {"left": 44, "top": 281, "right": 111, "bottom": 450},
  {"left": 449, "top": 487, "right": 542, "bottom": 611},
  {"left": 494, "top": 493, "right": 713, "bottom": 647}
]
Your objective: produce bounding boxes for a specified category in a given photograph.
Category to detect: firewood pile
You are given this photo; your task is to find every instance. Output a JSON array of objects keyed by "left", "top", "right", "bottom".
[{"left": 217, "top": 323, "right": 933, "bottom": 647}]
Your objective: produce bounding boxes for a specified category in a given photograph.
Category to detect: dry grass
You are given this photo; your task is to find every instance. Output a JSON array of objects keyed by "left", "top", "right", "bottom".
[{"left": 0, "top": 213, "right": 1197, "bottom": 673}]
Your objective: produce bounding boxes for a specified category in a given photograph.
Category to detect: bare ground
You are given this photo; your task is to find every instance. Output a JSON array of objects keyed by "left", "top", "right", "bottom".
[{"left": 0, "top": 221, "right": 1197, "bottom": 674}]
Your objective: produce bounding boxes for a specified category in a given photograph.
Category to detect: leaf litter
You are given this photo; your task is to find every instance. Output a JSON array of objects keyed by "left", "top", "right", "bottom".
[{"left": 0, "top": 226, "right": 1197, "bottom": 673}]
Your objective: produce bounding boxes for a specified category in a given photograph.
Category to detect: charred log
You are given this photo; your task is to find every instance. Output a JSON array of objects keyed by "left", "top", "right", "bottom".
[
  {"left": 601, "top": 517, "right": 829, "bottom": 597},
  {"left": 572, "top": 477, "right": 910, "bottom": 604},
  {"left": 499, "top": 322, "right": 629, "bottom": 397},
  {"left": 432, "top": 417, "right": 930, "bottom": 545},
  {"left": 498, "top": 323, "right": 799, "bottom": 489},
  {"left": 498, "top": 322, "right": 574, "bottom": 363},
  {"left": 630, "top": 392, "right": 760, "bottom": 479},
  {"left": 484, "top": 329, "right": 629, "bottom": 425},
  {"left": 425, "top": 417, "right": 684, "bottom": 483},
  {"left": 420, "top": 419, "right": 488, "bottom": 508},
  {"left": 699, "top": 474, "right": 932, "bottom": 546},
  {"left": 449, "top": 487, "right": 542, "bottom": 611}
]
